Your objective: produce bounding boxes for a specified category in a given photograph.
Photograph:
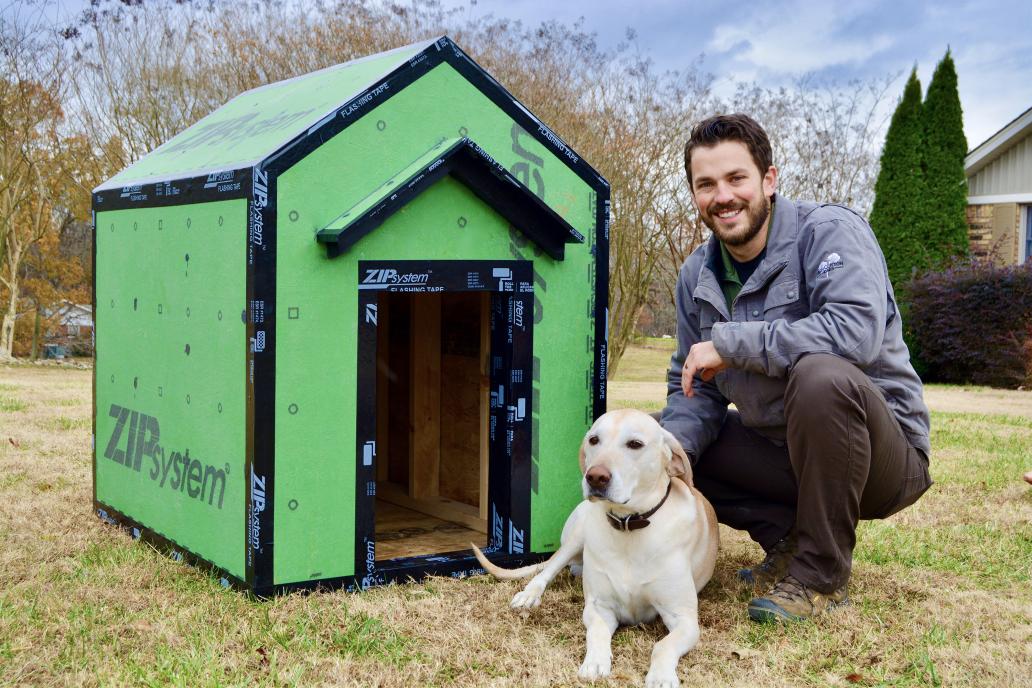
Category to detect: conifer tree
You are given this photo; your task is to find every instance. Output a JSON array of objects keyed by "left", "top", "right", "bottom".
[
  {"left": 870, "top": 68, "right": 926, "bottom": 288},
  {"left": 921, "top": 49, "right": 969, "bottom": 268}
]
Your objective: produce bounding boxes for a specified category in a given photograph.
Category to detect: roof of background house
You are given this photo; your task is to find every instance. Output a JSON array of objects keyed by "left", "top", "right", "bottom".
[{"left": 965, "top": 105, "right": 1032, "bottom": 176}]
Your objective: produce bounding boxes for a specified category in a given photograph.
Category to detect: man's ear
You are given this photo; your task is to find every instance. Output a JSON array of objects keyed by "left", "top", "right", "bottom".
[
  {"left": 660, "top": 426, "right": 693, "bottom": 485},
  {"left": 763, "top": 165, "right": 778, "bottom": 198}
]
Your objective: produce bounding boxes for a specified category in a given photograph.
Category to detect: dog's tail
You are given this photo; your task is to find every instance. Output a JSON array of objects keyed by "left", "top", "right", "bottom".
[{"left": 470, "top": 543, "right": 548, "bottom": 580}]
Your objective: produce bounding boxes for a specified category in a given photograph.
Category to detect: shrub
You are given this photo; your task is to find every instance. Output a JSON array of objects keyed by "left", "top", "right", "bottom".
[{"left": 903, "top": 260, "right": 1032, "bottom": 388}]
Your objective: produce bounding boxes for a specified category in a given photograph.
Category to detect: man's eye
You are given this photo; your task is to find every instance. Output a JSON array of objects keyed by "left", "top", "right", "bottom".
[
  {"left": 588, "top": 435, "right": 600, "bottom": 446},
  {"left": 626, "top": 440, "right": 644, "bottom": 450}
]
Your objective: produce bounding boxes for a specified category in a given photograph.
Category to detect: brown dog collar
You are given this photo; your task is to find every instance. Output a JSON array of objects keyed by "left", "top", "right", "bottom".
[{"left": 606, "top": 482, "right": 672, "bottom": 532}]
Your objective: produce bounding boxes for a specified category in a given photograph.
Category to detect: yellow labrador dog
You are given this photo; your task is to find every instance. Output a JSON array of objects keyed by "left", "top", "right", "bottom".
[{"left": 473, "top": 409, "right": 718, "bottom": 688}]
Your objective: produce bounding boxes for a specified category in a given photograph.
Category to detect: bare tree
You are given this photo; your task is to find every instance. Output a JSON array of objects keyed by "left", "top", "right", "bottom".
[
  {"left": 732, "top": 76, "right": 895, "bottom": 216},
  {"left": 0, "top": 6, "right": 69, "bottom": 360}
]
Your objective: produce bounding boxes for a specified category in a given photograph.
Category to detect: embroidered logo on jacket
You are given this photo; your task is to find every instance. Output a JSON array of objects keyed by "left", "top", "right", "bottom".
[{"left": 817, "top": 252, "right": 844, "bottom": 279}]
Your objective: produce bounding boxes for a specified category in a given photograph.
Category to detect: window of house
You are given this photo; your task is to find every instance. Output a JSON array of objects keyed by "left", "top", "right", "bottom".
[{"left": 1026, "top": 206, "right": 1032, "bottom": 263}]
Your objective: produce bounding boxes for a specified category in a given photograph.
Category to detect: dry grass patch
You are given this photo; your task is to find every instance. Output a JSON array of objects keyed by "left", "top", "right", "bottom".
[{"left": 1, "top": 360, "right": 1031, "bottom": 687}]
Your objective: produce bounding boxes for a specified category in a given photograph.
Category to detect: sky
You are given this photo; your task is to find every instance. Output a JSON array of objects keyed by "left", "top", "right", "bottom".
[
  {"left": 26, "top": 0, "right": 1032, "bottom": 152},
  {"left": 441, "top": 0, "right": 1032, "bottom": 151}
]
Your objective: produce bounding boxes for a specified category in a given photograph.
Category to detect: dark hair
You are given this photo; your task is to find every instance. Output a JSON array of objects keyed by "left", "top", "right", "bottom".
[{"left": 684, "top": 114, "right": 773, "bottom": 188}]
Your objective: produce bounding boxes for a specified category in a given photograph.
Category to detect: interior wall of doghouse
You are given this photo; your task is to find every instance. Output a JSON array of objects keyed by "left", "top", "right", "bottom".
[
  {"left": 376, "top": 291, "right": 488, "bottom": 511},
  {"left": 439, "top": 292, "right": 488, "bottom": 508}
]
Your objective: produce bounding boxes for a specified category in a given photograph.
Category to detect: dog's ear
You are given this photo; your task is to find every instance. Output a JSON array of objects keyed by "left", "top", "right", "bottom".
[
  {"left": 660, "top": 426, "right": 693, "bottom": 485},
  {"left": 579, "top": 436, "right": 587, "bottom": 474}
]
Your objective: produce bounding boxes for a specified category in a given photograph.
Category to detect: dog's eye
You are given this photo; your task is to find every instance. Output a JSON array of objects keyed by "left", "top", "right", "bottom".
[
  {"left": 626, "top": 439, "right": 644, "bottom": 450},
  {"left": 588, "top": 435, "right": 600, "bottom": 446}
]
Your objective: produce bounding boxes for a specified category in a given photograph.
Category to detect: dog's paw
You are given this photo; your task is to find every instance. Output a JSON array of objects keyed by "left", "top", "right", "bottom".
[
  {"left": 644, "top": 668, "right": 680, "bottom": 688},
  {"left": 578, "top": 656, "right": 611, "bottom": 681},
  {"left": 511, "top": 583, "right": 544, "bottom": 609}
]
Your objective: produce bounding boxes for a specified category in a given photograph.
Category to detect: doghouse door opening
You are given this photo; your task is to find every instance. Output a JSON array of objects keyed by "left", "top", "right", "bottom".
[{"left": 374, "top": 291, "right": 490, "bottom": 561}]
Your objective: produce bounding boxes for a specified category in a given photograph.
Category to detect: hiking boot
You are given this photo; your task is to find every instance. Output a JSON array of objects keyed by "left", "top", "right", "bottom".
[
  {"left": 737, "top": 532, "right": 796, "bottom": 590},
  {"left": 747, "top": 574, "right": 849, "bottom": 622}
]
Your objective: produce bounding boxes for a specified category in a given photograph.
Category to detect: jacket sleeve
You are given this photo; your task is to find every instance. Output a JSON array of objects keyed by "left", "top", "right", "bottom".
[
  {"left": 710, "top": 208, "right": 887, "bottom": 378},
  {"left": 660, "top": 261, "right": 729, "bottom": 463}
]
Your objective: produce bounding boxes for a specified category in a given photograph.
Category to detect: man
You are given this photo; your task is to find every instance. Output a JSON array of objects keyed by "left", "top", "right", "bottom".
[{"left": 660, "top": 114, "right": 932, "bottom": 622}]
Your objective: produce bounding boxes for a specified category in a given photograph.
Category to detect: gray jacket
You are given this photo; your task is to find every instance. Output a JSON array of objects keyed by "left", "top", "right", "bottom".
[{"left": 661, "top": 194, "right": 931, "bottom": 459}]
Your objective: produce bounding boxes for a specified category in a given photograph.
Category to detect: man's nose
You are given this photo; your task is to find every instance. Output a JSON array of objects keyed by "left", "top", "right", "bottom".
[{"left": 713, "top": 182, "right": 736, "bottom": 204}]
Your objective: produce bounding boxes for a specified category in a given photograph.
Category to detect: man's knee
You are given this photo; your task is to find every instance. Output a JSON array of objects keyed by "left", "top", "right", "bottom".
[{"left": 786, "top": 353, "right": 864, "bottom": 410}]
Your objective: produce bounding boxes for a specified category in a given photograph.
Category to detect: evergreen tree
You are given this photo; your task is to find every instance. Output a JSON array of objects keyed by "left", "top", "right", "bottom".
[
  {"left": 870, "top": 68, "right": 926, "bottom": 288},
  {"left": 921, "top": 49, "right": 970, "bottom": 268}
]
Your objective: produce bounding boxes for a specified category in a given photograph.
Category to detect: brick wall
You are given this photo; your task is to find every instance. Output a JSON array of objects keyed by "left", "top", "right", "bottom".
[{"left": 967, "top": 203, "right": 1021, "bottom": 263}]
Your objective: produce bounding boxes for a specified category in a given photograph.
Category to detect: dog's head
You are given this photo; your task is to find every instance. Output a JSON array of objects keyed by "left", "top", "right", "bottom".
[{"left": 578, "top": 409, "right": 692, "bottom": 508}]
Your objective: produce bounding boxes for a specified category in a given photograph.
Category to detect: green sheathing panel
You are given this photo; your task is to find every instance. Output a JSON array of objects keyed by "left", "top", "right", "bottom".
[
  {"left": 321, "top": 138, "right": 465, "bottom": 234},
  {"left": 101, "top": 42, "right": 428, "bottom": 189},
  {"left": 273, "top": 63, "right": 597, "bottom": 586},
  {"left": 95, "top": 200, "right": 247, "bottom": 579}
]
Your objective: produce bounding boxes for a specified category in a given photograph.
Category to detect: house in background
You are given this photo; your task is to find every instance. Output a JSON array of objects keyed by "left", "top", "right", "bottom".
[
  {"left": 41, "top": 301, "right": 94, "bottom": 357},
  {"left": 966, "top": 105, "right": 1032, "bottom": 264},
  {"left": 53, "top": 302, "right": 94, "bottom": 339}
]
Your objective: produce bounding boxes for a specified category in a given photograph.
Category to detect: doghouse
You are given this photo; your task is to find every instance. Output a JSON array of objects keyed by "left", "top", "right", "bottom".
[{"left": 91, "top": 37, "right": 609, "bottom": 594}]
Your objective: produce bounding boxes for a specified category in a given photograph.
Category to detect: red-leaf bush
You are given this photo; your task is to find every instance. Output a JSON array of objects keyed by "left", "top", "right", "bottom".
[{"left": 903, "top": 259, "right": 1032, "bottom": 388}]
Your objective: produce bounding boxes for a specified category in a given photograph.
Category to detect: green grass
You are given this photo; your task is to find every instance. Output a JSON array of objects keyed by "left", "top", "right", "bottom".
[
  {"left": 37, "top": 416, "right": 91, "bottom": 432},
  {"left": 0, "top": 396, "right": 27, "bottom": 412},
  {"left": 857, "top": 521, "right": 1031, "bottom": 588}
]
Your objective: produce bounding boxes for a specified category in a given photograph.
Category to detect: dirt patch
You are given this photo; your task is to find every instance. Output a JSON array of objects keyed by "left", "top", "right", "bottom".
[{"left": 922, "top": 387, "right": 1032, "bottom": 419}]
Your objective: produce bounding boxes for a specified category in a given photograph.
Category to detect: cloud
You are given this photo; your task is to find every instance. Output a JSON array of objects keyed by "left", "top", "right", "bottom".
[{"left": 707, "top": 2, "right": 897, "bottom": 74}]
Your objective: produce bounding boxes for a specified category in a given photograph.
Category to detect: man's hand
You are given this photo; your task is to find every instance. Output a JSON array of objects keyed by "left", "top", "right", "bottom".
[{"left": 681, "top": 341, "right": 728, "bottom": 397}]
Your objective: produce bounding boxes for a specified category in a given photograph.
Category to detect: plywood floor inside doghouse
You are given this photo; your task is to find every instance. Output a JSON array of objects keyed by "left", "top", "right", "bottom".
[{"left": 374, "top": 499, "right": 484, "bottom": 561}]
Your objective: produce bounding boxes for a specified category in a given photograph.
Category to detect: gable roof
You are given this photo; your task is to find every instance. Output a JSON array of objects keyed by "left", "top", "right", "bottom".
[
  {"left": 94, "top": 39, "right": 437, "bottom": 191},
  {"left": 965, "top": 105, "right": 1032, "bottom": 176},
  {"left": 317, "top": 137, "right": 584, "bottom": 259}
]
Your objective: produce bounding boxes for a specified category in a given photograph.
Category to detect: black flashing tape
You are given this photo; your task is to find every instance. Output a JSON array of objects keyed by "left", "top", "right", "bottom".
[
  {"left": 354, "top": 260, "right": 534, "bottom": 588},
  {"left": 318, "top": 138, "right": 582, "bottom": 261},
  {"left": 247, "top": 163, "right": 276, "bottom": 590},
  {"left": 264, "top": 49, "right": 440, "bottom": 178},
  {"left": 254, "top": 551, "right": 551, "bottom": 597},
  {"left": 435, "top": 38, "right": 609, "bottom": 192},
  {"left": 593, "top": 190, "right": 611, "bottom": 421},
  {"left": 92, "top": 169, "right": 250, "bottom": 212}
]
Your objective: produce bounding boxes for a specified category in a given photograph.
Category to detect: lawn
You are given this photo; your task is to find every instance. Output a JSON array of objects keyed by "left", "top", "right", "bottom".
[{"left": 1, "top": 354, "right": 1030, "bottom": 687}]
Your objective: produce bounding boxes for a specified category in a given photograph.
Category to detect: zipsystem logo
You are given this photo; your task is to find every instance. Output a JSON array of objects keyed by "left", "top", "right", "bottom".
[
  {"left": 249, "top": 468, "right": 266, "bottom": 553},
  {"left": 250, "top": 167, "right": 268, "bottom": 247},
  {"left": 102, "top": 405, "right": 227, "bottom": 509},
  {"left": 358, "top": 268, "right": 430, "bottom": 289}
]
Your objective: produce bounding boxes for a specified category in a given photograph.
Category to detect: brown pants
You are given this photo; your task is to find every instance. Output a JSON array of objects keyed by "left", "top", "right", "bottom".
[{"left": 693, "top": 353, "right": 932, "bottom": 593}]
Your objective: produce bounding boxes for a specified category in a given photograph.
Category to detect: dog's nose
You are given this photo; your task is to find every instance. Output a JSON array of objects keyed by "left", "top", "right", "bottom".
[{"left": 585, "top": 466, "right": 611, "bottom": 490}]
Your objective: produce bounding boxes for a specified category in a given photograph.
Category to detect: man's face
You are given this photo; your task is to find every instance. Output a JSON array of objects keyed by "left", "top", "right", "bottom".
[{"left": 689, "top": 141, "right": 777, "bottom": 247}]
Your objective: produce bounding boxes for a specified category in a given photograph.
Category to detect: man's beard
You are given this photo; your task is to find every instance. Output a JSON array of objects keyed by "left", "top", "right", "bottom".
[{"left": 701, "top": 195, "right": 771, "bottom": 247}]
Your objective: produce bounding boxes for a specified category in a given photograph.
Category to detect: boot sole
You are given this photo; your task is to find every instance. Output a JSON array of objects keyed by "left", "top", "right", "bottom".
[{"left": 747, "top": 596, "right": 849, "bottom": 623}]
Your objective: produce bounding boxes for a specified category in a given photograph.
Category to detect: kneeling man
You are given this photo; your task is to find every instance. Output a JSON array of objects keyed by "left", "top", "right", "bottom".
[{"left": 661, "top": 113, "right": 933, "bottom": 622}]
